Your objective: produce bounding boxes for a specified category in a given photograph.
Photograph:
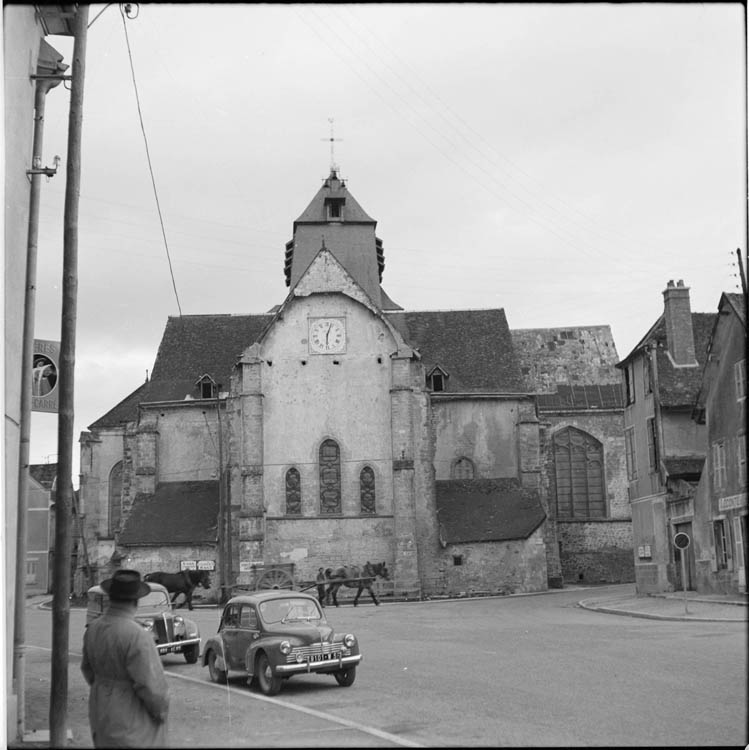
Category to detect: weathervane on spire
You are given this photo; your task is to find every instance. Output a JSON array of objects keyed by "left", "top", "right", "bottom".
[{"left": 322, "top": 117, "right": 342, "bottom": 174}]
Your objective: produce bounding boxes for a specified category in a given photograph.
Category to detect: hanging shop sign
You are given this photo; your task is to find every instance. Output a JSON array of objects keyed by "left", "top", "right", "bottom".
[{"left": 32, "top": 339, "right": 59, "bottom": 413}]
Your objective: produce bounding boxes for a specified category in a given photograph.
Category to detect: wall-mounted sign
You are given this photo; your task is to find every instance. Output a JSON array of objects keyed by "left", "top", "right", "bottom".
[
  {"left": 718, "top": 494, "right": 747, "bottom": 512},
  {"left": 637, "top": 545, "right": 652, "bottom": 559},
  {"left": 180, "top": 560, "right": 197, "bottom": 570},
  {"left": 32, "top": 339, "right": 59, "bottom": 413},
  {"left": 197, "top": 560, "right": 215, "bottom": 571}
]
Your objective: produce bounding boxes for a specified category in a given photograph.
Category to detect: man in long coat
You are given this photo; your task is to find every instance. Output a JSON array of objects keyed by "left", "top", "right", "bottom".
[{"left": 81, "top": 569, "right": 170, "bottom": 748}]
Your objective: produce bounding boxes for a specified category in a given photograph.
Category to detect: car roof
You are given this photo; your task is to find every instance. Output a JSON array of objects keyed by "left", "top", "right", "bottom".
[
  {"left": 225, "top": 590, "right": 317, "bottom": 606},
  {"left": 87, "top": 582, "right": 170, "bottom": 596}
]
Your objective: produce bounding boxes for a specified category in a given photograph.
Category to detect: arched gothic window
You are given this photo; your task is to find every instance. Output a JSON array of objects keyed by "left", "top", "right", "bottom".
[
  {"left": 285, "top": 467, "right": 301, "bottom": 515},
  {"left": 452, "top": 456, "right": 475, "bottom": 479},
  {"left": 553, "top": 427, "right": 605, "bottom": 518},
  {"left": 108, "top": 461, "right": 123, "bottom": 537},
  {"left": 360, "top": 466, "right": 376, "bottom": 514},
  {"left": 319, "top": 439, "right": 341, "bottom": 514}
]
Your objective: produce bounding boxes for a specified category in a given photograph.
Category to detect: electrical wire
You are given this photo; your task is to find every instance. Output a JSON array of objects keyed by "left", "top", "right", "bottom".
[{"left": 119, "top": 4, "right": 182, "bottom": 316}]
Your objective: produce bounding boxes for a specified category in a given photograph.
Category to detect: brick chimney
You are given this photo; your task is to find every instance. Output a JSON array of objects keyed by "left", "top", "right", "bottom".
[{"left": 662, "top": 279, "right": 697, "bottom": 366}]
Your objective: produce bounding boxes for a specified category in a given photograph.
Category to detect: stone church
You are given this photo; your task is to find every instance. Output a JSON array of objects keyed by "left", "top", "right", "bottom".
[{"left": 77, "top": 167, "right": 632, "bottom": 601}]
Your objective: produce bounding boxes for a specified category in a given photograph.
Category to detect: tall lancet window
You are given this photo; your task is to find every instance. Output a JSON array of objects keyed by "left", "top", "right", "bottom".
[
  {"left": 108, "top": 461, "right": 123, "bottom": 537},
  {"left": 285, "top": 468, "right": 301, "bottom": 515},
  {"left": 319, "top": 439, "right": 342, "bottom": 514},
  {"left": 360, "top": 466, "right": 376, "bottom": 514}
]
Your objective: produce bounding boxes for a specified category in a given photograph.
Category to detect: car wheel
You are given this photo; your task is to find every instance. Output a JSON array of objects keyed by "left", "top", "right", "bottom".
[
  {"left": 334, "top": 667, "right": 356, "bottom": 687},
  {"left": 183, "top": 643, "right": 200, "bottom": 664},
  {"left": 207, "top": 649, "right": 227, "bottom": 684},
  {"left": 255, "top": 652, "right": 282, "bottom": 696}
]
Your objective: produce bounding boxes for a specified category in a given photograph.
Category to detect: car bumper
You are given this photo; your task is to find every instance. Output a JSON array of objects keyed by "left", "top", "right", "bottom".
[
  {"left": 156, "top": 636, "right": 201, "bottom": 656},
  {"left": 276, "top": 653, "right": 361, "bottom": 675}
]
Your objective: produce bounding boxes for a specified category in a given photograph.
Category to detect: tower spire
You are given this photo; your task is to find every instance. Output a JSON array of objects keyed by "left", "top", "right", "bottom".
[{"left": 322, "top": 117, "right": 342, "bottom": 175}]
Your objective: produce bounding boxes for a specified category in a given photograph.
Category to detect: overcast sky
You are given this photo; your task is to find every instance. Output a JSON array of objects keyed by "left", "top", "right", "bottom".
[{"left": 28, "top": 2, "right": 747, "bottom": 481}]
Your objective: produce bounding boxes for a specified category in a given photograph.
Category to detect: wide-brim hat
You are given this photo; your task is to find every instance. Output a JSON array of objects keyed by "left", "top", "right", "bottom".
[{"left": 101, "top": 569, "right": 150, "bottom": 601}]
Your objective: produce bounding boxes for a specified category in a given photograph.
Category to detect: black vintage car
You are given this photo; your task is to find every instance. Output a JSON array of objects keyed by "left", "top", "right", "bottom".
[
  {"left": 202, "top": 590, "right": 361, "bottom": 695},
  {"left": 86, "top": 581, "right": 201, "bottom": 663}
]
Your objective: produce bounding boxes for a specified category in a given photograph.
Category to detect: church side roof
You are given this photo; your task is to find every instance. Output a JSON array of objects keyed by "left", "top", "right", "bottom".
[
  {"left": 88, "top": 382, "right": 149, "bottom": 430},
  {"left": 118, "top": 480, "right": 218, "bottom": 546},
  {"left": 89, "top": 314, "right": 273, "bottom": 429},
  {"left": 435, "top": 478, "right": 546, "bottom": 543},
  {"left": 388, "top": 308, "right": 527, "bottom": 393},
  {"left": 511, "top": 325, "right": 621, "bottom": 391}
]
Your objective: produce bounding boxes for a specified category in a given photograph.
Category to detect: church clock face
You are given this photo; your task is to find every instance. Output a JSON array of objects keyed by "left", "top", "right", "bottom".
[{"left": 309, "top": 317, "right": 346, "bottom": 354}]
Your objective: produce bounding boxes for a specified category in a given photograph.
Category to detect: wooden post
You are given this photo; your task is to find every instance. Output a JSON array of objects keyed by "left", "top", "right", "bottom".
[{"left": 49, "top": 6, "right": 88, "bottom": 747}]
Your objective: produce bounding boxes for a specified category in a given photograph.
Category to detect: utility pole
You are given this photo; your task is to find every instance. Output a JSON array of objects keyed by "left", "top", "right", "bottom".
[
  {"left": 736, "top": 248, "right": 747, "bottom": 296},
  {"left": 215, "top": 400, "right": 226, "bottom": 604},
  {"left": 50, "top": 6, "right": 88, "bottom": 747},
  {"left": 13, "top": 40, "right": 67, "bottom": 742}
]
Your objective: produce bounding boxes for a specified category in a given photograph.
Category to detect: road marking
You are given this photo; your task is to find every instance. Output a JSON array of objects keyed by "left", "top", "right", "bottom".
[
  {"left": 167, "top": 670, "right": 424, "bottom": 747},
  {"left": 44, "top": 646, "right": 422, "bottom": 748}
]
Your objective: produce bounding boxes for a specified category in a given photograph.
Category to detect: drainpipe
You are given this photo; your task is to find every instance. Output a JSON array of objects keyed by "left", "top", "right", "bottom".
[{"left": 12, "top": 39, "right": 68, "bottom": 742}]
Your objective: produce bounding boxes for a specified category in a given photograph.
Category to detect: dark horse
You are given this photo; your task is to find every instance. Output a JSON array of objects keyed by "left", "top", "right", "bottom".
[
  {"left": 144, "top": 570, "right": 211, "bottom": 610},
  {"left": 325, "top": 562, "right": 389, "bottom": 607}
]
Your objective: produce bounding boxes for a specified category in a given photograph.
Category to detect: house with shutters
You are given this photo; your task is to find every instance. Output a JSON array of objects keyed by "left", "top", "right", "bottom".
[
  {"left": 77, "top": 166, "right": 630, "bottom": 600},
  {"left": 616, "top": 280, "right": 716, "bottom": 594},
  {"left": 691, "top": 292, "right": 747, "bottom": 594}
]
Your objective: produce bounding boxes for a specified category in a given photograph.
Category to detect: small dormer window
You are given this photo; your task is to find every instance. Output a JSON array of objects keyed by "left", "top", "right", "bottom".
[
  {"left": 325, "top": 197, "right": 345, "bottom": 221},
  {"left": 427, "top": 366, "right": 448, "bottom": 392},
  {"left": 196, "top": 374, "right": 218, "bottom": 399}
]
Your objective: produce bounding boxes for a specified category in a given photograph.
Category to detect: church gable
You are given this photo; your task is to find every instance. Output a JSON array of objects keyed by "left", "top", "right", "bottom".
[{"left": 291, "top": 245, "right": 377, "bottom": 312}]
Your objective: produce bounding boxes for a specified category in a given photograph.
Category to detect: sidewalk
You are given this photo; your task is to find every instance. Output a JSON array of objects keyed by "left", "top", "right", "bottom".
[{"left": 578, "top": 584, "right": 748, "bottom": 622}]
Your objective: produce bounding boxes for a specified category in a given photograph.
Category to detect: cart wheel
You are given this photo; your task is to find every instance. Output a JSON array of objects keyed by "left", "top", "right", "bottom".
[{"left": 257, "top": 568, "right": 294, "bottom": 590}]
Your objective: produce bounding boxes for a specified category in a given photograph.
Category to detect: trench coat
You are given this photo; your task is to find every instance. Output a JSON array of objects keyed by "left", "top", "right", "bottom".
[{"left": 81, "top": 601, "right": 170, "bottom": 748}]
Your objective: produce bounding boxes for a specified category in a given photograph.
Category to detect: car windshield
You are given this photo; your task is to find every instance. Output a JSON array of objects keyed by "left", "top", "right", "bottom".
[
  {"left": 259, "top": 598, "right": 322, "bottom": 624},
  {"left": 138, "top": 591, "right": 171, "bottom": 610}
]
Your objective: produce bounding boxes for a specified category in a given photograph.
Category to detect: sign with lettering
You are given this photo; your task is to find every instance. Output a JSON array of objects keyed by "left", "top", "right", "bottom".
[
  {"left": 718, "top": 494, "right": 747, "bottom": 512},
  {"left": 197, "top": 560, "right": 215, "bottom": 571},
  {"left": 180, "top": 560, "right": 197, "bottom": 570},
  {"left": 32, "top": 339, "right": 59, "bottom": 413}
]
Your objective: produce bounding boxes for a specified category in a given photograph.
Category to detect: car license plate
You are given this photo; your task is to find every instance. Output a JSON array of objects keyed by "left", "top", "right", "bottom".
[{"left": 309, "top": 652, "right": 336, "bottom": 662}]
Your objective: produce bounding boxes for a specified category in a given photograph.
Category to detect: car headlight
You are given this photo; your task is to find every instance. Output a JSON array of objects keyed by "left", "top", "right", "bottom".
[
  {"left": 174, "top": 616, "right": 184, "bottom": 625},
  {"left": 140, "top": 618, "right": 154, "bottom": 632},
  {"left": 343, "top": 634, "right": 356, "bottom": 648},
  {"left": 279, "top": 640, "right": 291, "bottom": 655}
]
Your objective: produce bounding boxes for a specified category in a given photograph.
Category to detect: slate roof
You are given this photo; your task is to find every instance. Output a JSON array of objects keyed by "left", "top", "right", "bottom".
[
  {"left": 29, "top": 463, "right": 57, "bottom": 491},
  {"left": 511, "top": 326, "right": 621, "bottom": 390},
  {"left": 387, "top": 308, "right": 527, "bottom": 393},
  {"left": 91, "top": 305, "right": 528, "bottom": 431},
  {"left": 118, "top": 480, "right": 219, "bottom": 546},
  {"left": 723, "top": 292, "right": 747, "bottom": 326},
  {"left": 536, "top": 384, "right": 624, "bottom": 411},
  {"left": 294, "top": 170, "right": 375, "bottom": 225},
  {"left": 89, "top": 315, "right": 272, "bottom": 429},
  {"left": 661, "top": 456, "right": 705, "bottom": 480},
  {"left": 652, "top": 313, "right": 716, "bottom": 408},
  {"left": 435, "top": 478, "right": 546, "bottom": 543}
]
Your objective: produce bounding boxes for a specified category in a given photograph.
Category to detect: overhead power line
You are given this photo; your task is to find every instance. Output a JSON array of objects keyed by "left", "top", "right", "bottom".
[{"left": 119, "top": 4, "right": 182, "bottom": 316}]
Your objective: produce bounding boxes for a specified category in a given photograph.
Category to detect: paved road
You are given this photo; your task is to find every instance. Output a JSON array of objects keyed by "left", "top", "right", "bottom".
[{"left": 13, "top": 584, "right": 748, "bottom": 747}]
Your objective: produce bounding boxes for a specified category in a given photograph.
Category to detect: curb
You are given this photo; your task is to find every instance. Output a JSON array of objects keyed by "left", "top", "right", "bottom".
[{"left": 576, "top": 599, "right": 747, "bottom": 622}]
